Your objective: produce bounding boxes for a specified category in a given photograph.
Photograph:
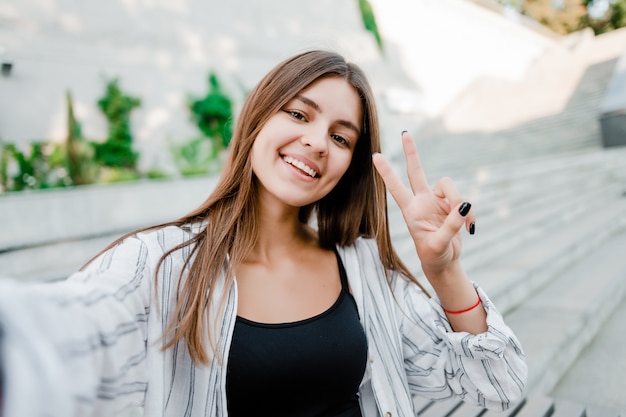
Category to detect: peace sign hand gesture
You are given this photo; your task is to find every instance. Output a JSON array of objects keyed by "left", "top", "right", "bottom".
[
  {"left": 373, "top": 131, "right": 487, "bottom": 332},
  {"left": 373, "top": 132, "right": 487, "bottom": 332},
  {"left": 372, "top": 131, "right": 475, "bottom": 279}
]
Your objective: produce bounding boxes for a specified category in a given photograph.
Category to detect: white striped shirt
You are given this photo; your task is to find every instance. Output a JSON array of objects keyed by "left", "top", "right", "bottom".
[{"left": 0, "top": 225, "right": 527, "bottom": 417}]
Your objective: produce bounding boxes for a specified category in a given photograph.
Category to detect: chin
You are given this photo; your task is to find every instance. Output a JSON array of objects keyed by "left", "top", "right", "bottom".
[{"left": 283, "top": 197, "right": 318, "bottom": 208}]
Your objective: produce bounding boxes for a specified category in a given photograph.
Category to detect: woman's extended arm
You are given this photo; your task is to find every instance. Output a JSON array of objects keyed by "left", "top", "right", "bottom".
[{"left": 0, "top": 235, "right": 153, "bottom": 417}]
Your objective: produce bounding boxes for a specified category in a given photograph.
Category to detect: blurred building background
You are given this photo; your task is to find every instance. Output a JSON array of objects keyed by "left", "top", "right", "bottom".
[{"left": 1, "top": 0, "right": 626, "bottom": 415}]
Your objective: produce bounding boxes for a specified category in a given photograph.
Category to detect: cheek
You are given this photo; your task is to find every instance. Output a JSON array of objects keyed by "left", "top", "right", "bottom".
[
  {"left": 249, "top": 139, "right": 265, "bottom": 175},
  {"left": 328, "top": 153, "right": 355, "bottom": 186},
  {"left": 340, "top": 150, "right": 356, "bottom": 174}
]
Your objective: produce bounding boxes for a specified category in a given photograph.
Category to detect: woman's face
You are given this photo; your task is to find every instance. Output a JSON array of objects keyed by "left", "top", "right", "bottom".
[{"left": 251, "top": 76, "right": 363, "bottom": 210}]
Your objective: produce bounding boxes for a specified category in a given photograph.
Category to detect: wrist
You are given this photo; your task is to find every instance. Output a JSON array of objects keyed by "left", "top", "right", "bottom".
[
  {"left": 423, "top": 260, "right": 466, "bottom": 288},
  {"left": 443, "top": 294, "right": 481, "bottom": 314},
  {"left": 425, "top": 261, "right": 480, "bottom": 312}
]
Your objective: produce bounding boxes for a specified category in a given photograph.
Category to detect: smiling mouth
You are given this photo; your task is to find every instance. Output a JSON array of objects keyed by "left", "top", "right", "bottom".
[{"left": 281, "top": 155, "right": 319, "bottom": 178}]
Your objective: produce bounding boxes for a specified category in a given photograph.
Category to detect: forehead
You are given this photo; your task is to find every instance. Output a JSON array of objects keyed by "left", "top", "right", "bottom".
[{"left": 295, "top": 76, "right": 363, "bottom": 123}]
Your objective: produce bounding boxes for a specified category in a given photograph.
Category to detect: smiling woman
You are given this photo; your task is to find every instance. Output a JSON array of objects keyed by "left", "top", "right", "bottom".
[{"left": 0, "top": 50, "right": 527, "bottom": 417}]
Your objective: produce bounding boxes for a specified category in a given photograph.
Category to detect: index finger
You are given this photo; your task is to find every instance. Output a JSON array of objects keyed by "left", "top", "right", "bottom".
[
  {"left": 372, "top": 152, "right": 413, "bottom": 209},
  {"left": 402, "top": 131, "right": 430, "bottom": 194}
]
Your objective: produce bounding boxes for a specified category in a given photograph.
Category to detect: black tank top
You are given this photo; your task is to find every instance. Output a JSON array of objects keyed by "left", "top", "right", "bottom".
[{"left": 226, "top": 250, "right": 367, "bottom": 417}]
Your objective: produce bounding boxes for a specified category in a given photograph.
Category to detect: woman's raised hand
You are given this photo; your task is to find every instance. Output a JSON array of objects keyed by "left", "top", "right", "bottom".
[{"left": 372, "top": 131, "right": 475, "bottom": 278}]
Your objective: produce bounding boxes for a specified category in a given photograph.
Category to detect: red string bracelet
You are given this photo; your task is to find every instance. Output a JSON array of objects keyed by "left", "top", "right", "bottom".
[{"left": 443, "top": 296, "right": 482, "bottom": 315}]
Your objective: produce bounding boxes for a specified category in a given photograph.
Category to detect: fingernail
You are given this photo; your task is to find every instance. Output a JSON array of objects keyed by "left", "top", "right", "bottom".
[
  {"left": 459, "top": 202, "right": 471, "bottom": 217},
  {"left": 469, "top": 222, "right": 475, "bottom": 235},
  {"left": 401, "top": 130, "right": 407, "bottom": 136}
]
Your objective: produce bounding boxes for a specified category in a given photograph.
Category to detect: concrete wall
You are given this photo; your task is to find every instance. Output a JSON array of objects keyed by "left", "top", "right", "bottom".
[
  {"left": 0, "top": 0, "right": 563, "bottom": 167},
  {"left": 0, "top": 0, "right": 390, "bottom": 170}
]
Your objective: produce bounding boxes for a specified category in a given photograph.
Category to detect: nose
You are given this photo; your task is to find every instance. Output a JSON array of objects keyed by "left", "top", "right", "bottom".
[{"left": 300, "top": 127, "right": 328, "bottom": 155}]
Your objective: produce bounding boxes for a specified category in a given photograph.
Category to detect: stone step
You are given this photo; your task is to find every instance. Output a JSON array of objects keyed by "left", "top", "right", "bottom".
[
  {"left": 390, "top": 148, "right": 626, "bottom": 283},
  {"left": 392, "top": 182, "right": 622, "bottom": 284},
  {"left": 0, "top": 233, "right": 125, "bottom": 283},
  {"left": 460, "top": 183, "right": 622, "bottom": 274},
  {"left": 471, "top": 198, "right": 626, "bottom": 314},
  {"left": 417, "top": 145, "right": 626, "bottom": 188},
  {"left": 549, "top": 290, "right": 626, "bottom": 415},
  {"left": 503, "top": 231, "right": 626, "bottom": 396},
  {"left": 385, "top": 146, "right": 626, "bottom": 228},
  {"left": 409, "top": 113, "right": 621, "bottom": 175},
  {"left": 390, "top": 162, "right": 623, "bottom": 262},
  {"left": 462, "top": 156, "right": 626, "bottom": 209},
  {"left": 405, "top": 190, "right": 626, "bottom": 310}
]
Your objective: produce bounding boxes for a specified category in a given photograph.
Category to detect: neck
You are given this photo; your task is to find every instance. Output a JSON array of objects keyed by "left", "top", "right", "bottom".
[{"left": 250, "top": 202, "right": 317, "bottom": 264}]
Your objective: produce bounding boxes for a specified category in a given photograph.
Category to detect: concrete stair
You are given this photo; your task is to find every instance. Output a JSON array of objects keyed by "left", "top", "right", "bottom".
[
  {"left": 390, "top": 144, "right": 626, "bottom": 415},
  {"left": 391, "top": 27, "right": 626, "bottom": 415}
]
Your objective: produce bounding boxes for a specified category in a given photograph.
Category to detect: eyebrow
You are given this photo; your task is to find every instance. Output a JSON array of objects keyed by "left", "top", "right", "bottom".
[{"left": 294, "top": 94, "right": 361, "bottom": 136}]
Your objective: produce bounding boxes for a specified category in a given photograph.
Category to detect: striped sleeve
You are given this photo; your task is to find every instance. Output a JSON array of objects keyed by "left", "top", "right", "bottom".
[
  {"left": 391, "top": 274, "right": 528, "bottom": 411},
  {"left": 0, "top": 235, "right": 153, "bottom": 417}
]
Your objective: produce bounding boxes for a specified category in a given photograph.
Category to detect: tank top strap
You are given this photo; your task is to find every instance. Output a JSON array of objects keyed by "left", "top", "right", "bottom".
[{"left": 332, "top": 247, "right": 349, "bottom": 292}]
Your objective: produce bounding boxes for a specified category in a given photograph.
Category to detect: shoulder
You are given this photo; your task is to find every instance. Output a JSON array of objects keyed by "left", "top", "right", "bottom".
[
  {"left": 337, "top": 237, "right": 407, "bottom": 277},
  {"left": 132, "top": 222, "right": 204, "bottom": 256},
  {"left": 339, "top": 236, "right": 378, "bottom": 254},
  {"left": 335, "top": 236, "right": 385, "bottom": 279}
]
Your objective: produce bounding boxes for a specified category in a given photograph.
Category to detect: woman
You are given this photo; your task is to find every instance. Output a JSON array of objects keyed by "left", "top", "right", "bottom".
[{"left": 0, "top": 50, "right": 527, "bottom": 417}]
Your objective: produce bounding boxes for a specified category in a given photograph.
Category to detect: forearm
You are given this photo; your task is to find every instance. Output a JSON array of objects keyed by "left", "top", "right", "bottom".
[
  {"left": 425, "top": 260, "right": 487, "bottom": 334},
  {"left": 396, "top": 273, "right": 528, "bottom": 409}
]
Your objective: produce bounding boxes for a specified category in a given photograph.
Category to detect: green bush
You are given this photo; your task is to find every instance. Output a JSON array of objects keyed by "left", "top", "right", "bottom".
[
  {"left": 188, "top": 71, "right": 234, "bottom": 153},
  {"left": 94, "top": 78, "right": 141, "bottom": 170},
  {"left": 0, "top": 142, "right": 69, "bottom": 191}
]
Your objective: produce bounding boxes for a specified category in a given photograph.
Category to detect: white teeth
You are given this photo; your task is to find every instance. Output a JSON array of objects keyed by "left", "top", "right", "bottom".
[{"left": 283, "top": 156, "right": 317, "bottom": 178}]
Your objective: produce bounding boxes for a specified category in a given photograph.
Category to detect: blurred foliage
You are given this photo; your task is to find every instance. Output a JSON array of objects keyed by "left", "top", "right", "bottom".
[
  {"left": 0, "top": 142, "right": 69, "bottom": 192},
  {"left": 171, "top": 136, "right": 219, "bottom": 177},
  {"left": 189, "top": 72, "right": 233, "bottom": 150},
  {"left": 524, "top": 0, "right": 587, "bottom": 34},
  {"left": 581, "top": 0, "right": 626, "bottom": 34},
  {"left": 94, "top": 78, "right": 141, "bottom": 170},
  {"left": 65, "top": 91, "right": 98, "bottom": 185},
  {"left": 357, "top": 0, "right": 383, "bottom": 50},
  {"left": 180, "top": 70, "right": 235, "bottom": 177},
  {"left": 98, "top": 166, "right": 141, "bottom": 183},
  {"left": 494, "top": 0, "right": 626, "bottom": 34},
  {"left": 1, "top": 79, "right": 147, "bottom": 193},
  {"left": 3, "top": 71, "right": 238, "bottom": 193},
  {"left": 144, "top": 169, "right": 169, "bottom": 179}
]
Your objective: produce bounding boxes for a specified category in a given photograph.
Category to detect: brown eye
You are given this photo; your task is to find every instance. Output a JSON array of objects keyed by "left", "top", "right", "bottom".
[
  {"left": 331, "top": 134, "right": 349, "bottom": 147},
  {"left": 286, "top": 110, "right": 307, "bottom": 121}
]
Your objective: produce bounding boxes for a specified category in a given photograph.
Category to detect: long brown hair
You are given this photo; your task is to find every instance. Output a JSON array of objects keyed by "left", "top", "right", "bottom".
[{"left": 88, "top": 50, "right": 426, "bottom": 365}]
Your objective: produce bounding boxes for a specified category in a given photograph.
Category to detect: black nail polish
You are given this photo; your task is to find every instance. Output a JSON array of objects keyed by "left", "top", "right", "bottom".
[
  {"left": 469, "top": 222, "right": 475, "bottom": 235},
  {"left": 401, "top": 130, "right": 407, "bottom": 135},
  {"left": 459, "top": 202, "right": 471, "bottom": 217}
]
